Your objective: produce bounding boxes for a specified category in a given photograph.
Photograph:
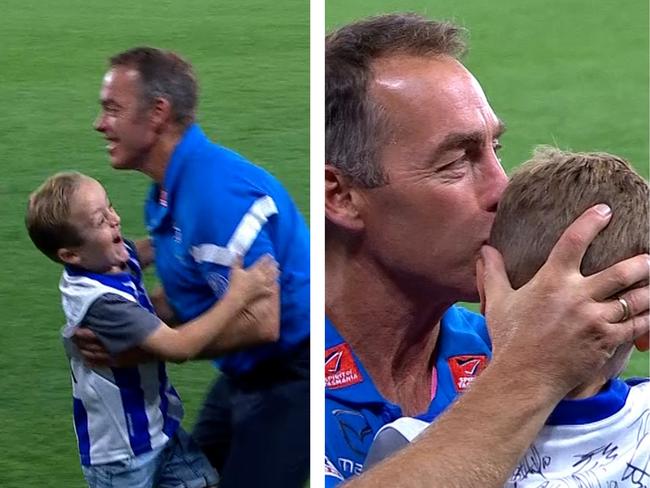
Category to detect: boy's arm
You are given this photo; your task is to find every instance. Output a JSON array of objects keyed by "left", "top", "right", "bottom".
[
  {"left": 142, "top": 258, "right": 278, "bottom": 362},
  {"left": 73, "top": 284, "right": 280, "bottom": 366},
  {"left": 79, "top": 256, "right": 278, "bottom": 364},
  {"left": 81, "top": 290, "right": 270, "bottom": 364},
  {"left": 140, "top": 289, "right": 247, "bottom": 362}
]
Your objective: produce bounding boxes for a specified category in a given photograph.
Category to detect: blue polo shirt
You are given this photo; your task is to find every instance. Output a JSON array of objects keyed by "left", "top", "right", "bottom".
[
  {"left": 145, "top": 124, "right": 310, "bottom": 376},
  {"left": 324, "top": 305, "right": 491, "bottom": 486}
]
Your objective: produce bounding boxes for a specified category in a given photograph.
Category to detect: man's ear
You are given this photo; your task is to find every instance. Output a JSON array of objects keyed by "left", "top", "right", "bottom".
[
  {"left": 58, "top": 247, "right": 81, "bottom": 266},
  {"left": 325, "top": 164, "right": 365, "bottom": 233},
  {"left": 150, "top": 97, "right": 173, "bottom": 132}
]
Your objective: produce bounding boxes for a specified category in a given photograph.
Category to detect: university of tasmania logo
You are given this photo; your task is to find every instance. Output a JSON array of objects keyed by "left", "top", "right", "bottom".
[
  {"left": 325, "top": 343, "right": 363, "bottom": 389},
  {"left": 447, "top": 355, "right": 488, "bottom": 392}
]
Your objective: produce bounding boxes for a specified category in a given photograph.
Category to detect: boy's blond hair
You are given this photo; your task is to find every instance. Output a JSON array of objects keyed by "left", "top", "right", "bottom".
[
  {"left": 490, "top": 146, "right": 649, "bottom": 290},
  {"left": 26, "top": 172, "right": 90, "bottom": 263}
]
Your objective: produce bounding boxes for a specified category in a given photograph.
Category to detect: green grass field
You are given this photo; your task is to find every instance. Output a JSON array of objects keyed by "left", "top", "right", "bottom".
[
  {"left": 0, "top": 1, "right": 307, "bottom": 485},
  {"left": 327, "top": 0, "right": 649, "bottom": 379}
]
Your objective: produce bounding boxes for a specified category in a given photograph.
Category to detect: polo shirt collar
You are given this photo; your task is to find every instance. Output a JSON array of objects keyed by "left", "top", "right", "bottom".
[
  {"left": 162, "top": 123, "right": 205, "bottom": 200},
  {"left": 146, "top": 123, "right": 206, "bottom": 232}
]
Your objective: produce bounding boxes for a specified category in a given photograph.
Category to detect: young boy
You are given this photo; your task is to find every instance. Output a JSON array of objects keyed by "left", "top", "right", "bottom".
[
  {"left": 26, "top": 171, "right": 278, "bottom": 488},
  {"left": 364, "top": 147, "right": 649, "bottom": 486}
]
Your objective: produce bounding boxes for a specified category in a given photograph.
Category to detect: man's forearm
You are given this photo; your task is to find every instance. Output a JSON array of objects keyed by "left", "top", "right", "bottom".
[
  {"left": 345, "top": 362, "right": 560, "bottom": 488},
  {"left": 135, "top": 237, "right": 155, "bottom": 269},
  {"left": 149, "top": 286, "right": 180, "bottom": 326}
]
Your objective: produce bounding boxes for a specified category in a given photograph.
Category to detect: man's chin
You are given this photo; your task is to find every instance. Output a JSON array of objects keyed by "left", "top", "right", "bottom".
[
  {"left": 109, "top": 157, "right": 128, "bottom": 169},
  {"left": 109, "top": 155, "right": 140, "bottom": 171},
  {"left": 107, "top": 151, "right": 128, "bottom": 169}
]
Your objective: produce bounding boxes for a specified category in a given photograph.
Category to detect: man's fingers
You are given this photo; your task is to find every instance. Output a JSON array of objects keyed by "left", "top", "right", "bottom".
[
  {"left": 77, "top": 343, "right": 108, "bottom": 354},
  {"left": 604, "top": 313, "right": 650, "bottom": 351},
  {"left": 546, "top": 204, "right": 612, "bottom": 270},
  {"left": 73, "top": 327, "right": 100, "bottom": 342},
  {"left": 480, "top": 245, "right": 513, "bottom": 304},
  {"left": 601, "top": 285, "right": 650, "bottom": 324},
  {"left": 231, "top": 254, "right": 244, "bottom": 270},
  {"left": 587, "top": 254, "right": 650, "bottom": 301},
  {"left": 79, "top": 349, "right": 112, "bottom": 367}
]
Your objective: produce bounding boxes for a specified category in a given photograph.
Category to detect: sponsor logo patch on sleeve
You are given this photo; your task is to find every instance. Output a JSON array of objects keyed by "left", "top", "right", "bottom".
[
  {"left": 325, "top": 343, "right": 363, "bottom": 389},
  {"left": 447, "top": 354, "right": 488, "bottom": 392}
]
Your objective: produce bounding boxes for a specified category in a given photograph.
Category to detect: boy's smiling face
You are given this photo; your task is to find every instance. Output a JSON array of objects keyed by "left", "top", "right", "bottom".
[{"left": 58, "top": 177, "right": 129, "bottom": 273}]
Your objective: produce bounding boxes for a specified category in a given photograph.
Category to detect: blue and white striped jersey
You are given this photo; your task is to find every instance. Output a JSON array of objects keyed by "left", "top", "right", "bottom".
[
  {"left": 60, "top": 242, "right": 183, "bottom": 466},
  {"left": 506, "top": 378, "right": 650, "bottom": 488},
  {"left": 367, "top": 378, "right": 650, "bottom": 488},
  {"left": 144, "top": 124, "right": 310, "bottom": 376}
]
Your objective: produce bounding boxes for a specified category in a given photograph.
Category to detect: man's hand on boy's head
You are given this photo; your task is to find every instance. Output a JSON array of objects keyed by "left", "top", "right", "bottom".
[{"left": 480, "top": 204, "right": 650, "bottom": 399}]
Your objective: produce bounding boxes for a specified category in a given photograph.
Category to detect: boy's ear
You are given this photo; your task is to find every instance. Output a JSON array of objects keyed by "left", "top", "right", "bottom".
[
  {"left": 57, "top": 247, "right": 81, "bottom": 266},
  {"left": 476, "top": 257, "right": 486, "bottom": 315}
]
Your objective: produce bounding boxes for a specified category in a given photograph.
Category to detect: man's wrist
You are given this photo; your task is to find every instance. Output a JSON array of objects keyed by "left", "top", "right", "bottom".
[{"left": 480, "top": 356, "right": 566, "bottom": 411}]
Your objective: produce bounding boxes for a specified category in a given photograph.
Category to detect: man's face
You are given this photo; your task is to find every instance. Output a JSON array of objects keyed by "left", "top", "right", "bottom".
[
  {"left": 66, "top": 178, "right": 129, "bottom": 273},
  {"left": 358, "top": 55, "right": 508, "bottom": 302},
  {"left": 94, "top": 66, "right": 157, "bottom": 170}
]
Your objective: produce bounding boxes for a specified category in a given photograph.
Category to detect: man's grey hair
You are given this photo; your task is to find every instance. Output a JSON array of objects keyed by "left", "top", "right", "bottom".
[
  {"left": 110, "top": 46, "right": 198, "bottom": 128},
  {"left": 326, "top": 13, "right": 467, "bottom": 187}
]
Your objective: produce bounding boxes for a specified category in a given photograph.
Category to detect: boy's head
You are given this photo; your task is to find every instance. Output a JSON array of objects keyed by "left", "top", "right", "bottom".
[
  {"left": 488, "top": 147, "right": 648, "bottom": 382},
  {"left": 26, "top": 172, "right": 129, "bottom": 272}
]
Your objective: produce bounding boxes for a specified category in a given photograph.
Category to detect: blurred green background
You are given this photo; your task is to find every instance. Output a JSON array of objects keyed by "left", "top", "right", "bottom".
[
  {"left": 327, "top": 0, "right": 648, "bottom": 375},
  {"left": 0, "top": 1, "right": 307, "bottom": 485}
]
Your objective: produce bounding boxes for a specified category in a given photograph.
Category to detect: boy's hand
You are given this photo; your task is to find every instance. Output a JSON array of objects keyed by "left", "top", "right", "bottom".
[{"left": 227, "top": 254, "right": 279, "bottom": 307}]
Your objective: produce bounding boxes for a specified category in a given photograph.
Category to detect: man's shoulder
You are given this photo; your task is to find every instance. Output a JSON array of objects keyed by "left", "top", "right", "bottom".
[{"left": 186, "top": 139, "right": 282, "bottom": 194}]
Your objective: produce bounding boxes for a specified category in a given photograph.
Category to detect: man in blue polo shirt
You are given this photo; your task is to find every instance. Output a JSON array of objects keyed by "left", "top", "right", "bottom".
[
  {"left": 86, "top": 46, "right": 309, "bottom": 488},
  {"left": 325, "top": 307, "right": 491, "bottom": 483},
  {"left": 325, "top": 14, "right": 650, "bottom": 487}
]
